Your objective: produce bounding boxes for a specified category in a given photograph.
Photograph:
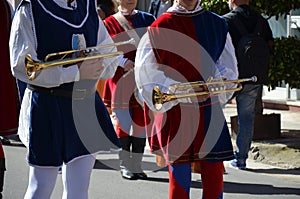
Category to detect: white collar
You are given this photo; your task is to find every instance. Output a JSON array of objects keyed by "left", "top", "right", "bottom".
[
  {"left": 167, "top": 0, "right": 202, "bottom": 14},
  {"left": 118, "top": 6, "right": 138, "bottom": 16},
  {"left": 52, "top": 0, "right": 77, "bottom": 10},
  {"left": 37, "top": 0, "right": 89, "bottom": 28}
]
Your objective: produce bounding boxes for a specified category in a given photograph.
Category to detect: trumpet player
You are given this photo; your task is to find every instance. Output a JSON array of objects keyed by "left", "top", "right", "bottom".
[
  {"left": 135, "top": 0, "right": 238, "bottom": 198},
  {"left": 102, "top": 0, "right": 155, "bottom": 180},
  {"left": 9, "top": 0, "right": 122, "bottom": 198}
]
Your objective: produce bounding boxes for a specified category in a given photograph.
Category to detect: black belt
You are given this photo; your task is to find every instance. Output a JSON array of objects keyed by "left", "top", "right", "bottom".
[{"left": 27, "top": 84, "right": 95, "bottom": 100}]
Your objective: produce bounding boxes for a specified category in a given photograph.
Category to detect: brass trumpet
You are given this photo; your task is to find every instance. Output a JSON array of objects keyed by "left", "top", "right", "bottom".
[
  {"left": 25, "top": 38, "right": 135, "bottom": 80},
  {"left": 152, "top": 76, "right": 257, "bottom": 110}
]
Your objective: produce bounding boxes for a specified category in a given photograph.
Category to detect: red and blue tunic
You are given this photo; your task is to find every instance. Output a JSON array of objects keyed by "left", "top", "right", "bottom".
[
  {"left": 103, "top": 11, "right": 155, "bottom": 137},
  {"left": 145, "top": 10, "right": 234, "bottom": 164},
  {"left": 103, "top": 11, "right": 155, "bottom": 110}
]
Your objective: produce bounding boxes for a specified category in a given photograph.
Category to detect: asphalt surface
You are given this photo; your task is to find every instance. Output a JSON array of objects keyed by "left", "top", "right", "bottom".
[
  {"left": 2, "top": 102, "right": 300, "bottom": 199},
  {"left": 2, "top": 142, "right": 300, "bottom": 199}
]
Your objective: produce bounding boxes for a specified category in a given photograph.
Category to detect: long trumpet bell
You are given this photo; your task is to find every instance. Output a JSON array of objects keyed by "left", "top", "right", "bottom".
[
  {"left": 25, "top": 38, "right": 135, "bottom": 80},
  {"left": 152, "top": 76, "right": 257, "bottom": 111}
]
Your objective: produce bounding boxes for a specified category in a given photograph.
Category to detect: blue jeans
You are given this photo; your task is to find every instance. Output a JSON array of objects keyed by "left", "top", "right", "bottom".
[{"left": 235, "top": 84, "right": 261, "bottom": 161}]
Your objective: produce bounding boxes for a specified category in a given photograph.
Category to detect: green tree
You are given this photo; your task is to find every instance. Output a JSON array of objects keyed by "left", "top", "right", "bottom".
[
  {"left": 201, "top": 0, "right": 300, "bottom": 19},
  {"left": 268, "top": 37, "right": 300, "bottom": 89},
  {"left": 201, "top": 0, "right": 300, "bottom": 89}
]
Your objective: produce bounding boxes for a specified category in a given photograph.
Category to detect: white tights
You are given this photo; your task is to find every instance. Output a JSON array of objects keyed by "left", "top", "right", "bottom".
[{"left": 24, "top": 155, "right": 96, "bottom": 199}]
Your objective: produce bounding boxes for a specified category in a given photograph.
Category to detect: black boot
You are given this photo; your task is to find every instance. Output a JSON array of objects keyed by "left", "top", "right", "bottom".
[
  {"left": 119, "top": 137, "right": 136, "bottom": 180},
  {"left": 132, "top": 137, "right": 147, "bottom": 179}
]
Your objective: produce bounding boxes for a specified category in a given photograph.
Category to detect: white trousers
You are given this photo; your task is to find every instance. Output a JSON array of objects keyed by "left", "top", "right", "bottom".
[{"left": 24, "top": 155, "right": 95, "bottom": 199}]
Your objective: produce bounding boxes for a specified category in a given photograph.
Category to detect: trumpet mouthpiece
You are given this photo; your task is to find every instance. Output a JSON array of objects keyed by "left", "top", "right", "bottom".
[{"left": 251, "top": 76, "right": 258, "bottom": 82}]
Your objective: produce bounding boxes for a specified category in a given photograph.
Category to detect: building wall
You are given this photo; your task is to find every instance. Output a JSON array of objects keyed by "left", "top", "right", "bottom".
[{"left": 269, "top": 9, "right": 300, "bottom": 38}]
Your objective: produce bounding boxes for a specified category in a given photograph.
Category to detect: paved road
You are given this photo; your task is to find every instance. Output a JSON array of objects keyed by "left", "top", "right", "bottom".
[
  {"left": 2, "top": 104, "right": 300, "bottom": 199},
  {"left": 2, "top": 143, "right": 300, "bottom": 199}
]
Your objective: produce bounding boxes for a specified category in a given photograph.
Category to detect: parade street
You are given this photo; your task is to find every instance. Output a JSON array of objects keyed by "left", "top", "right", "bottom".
[
  {"left": 3, "top": 140, "right": 300, "bottom": 199},
  {"left": 3, "top": 100, "right": 300, "bottom": 199}
]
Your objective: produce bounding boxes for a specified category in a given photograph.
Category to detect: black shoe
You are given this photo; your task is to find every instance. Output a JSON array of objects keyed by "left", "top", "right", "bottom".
[
  {"left": 120, "top": 168, "right": 136, "bottom": 180},
  {"left": 134, "top": 172, "right": 148, "bottom": 180},
  {"left": 0, "top": 136, "right": 11, "bottom": 145}
]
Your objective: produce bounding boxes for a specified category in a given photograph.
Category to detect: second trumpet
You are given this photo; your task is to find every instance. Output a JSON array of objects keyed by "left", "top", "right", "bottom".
[{"left": 152, "top": 76, "right": 257, "bottom": 111}]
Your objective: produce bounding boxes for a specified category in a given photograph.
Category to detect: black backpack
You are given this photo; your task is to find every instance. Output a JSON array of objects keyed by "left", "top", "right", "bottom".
[{"left": 224, "top": 13, "right": 270, "bottom": 84}]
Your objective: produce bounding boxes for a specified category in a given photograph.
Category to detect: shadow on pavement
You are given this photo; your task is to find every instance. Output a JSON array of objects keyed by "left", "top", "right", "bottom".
[
  {"left": 139, "top": 176, "right": 203, "bottom": 188},
  {"left": 93, "top": 159, "right": 300, "bottom": 196},
  {"left": 121, "top": 167, "right": 300, "bottom": 196},
  {"left": 224, "top": 181, "right": 300, "bottom": 195},
  {"left": 94, "top": 159, "right": 119, "bottom": 170},
  {"left": 124, "top": 175, "right": 300, "bottom": 196},
  {"left": 93, "top": 159, "right": 169, "bottom": 172},
  {"left": 246, "top": 167, "right": 300, "bottom": 175}
]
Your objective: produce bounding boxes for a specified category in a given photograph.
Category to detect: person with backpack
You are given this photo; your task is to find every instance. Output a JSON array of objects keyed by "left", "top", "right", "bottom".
[{"left": 223, "top": 0, "right": 274, "bottom": 170}]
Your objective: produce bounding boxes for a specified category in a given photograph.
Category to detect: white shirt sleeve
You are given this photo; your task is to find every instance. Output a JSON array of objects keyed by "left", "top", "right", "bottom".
[
  {"left": 215, "top": 33, "right": 239, "bottom": 105},
  {"left": 9, "top": 4, "right": 121, "bottom": 86},
  {"left": 96, "top": 20, "right": 120, "bottom": 80},
  {"left": 135, "top": 32, "right": 238, "bottom": 111},
  {"left": 135, "top": 33, "right": 190, "bottom": 112},
  {"left": 9, "top": 4, "right": 80, "bottom": 88}
]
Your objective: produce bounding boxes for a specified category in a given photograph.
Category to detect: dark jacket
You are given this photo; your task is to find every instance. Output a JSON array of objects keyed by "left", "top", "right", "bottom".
[{"left": 223, "top": 5, "right": 274, "bottom": 52}]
